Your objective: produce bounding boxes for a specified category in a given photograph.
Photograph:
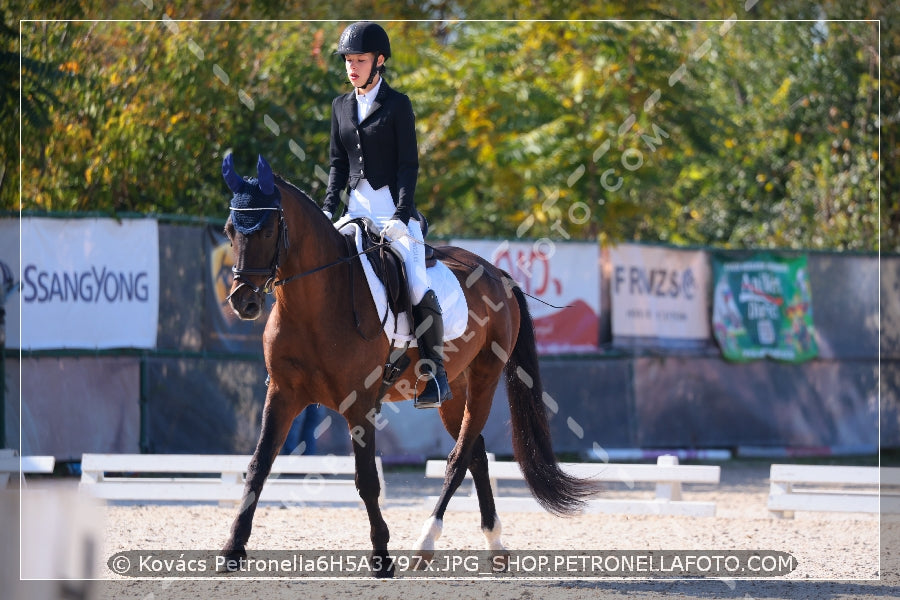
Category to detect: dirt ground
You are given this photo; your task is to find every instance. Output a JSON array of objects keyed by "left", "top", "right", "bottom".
[{"left": 7, "top": 461, "right": 900, "bottom": 599}]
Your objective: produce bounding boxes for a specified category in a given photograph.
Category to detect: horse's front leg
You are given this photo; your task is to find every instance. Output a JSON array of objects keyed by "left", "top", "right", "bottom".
[
  {"left": 351, "top": 418, "right": 394, "bottom": 578},
  {"left": 221, "top": 387, "right": 297, "bottom": 567}
]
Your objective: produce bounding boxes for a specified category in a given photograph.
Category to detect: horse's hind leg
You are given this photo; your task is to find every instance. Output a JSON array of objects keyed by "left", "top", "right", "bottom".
[
  {"left": 467, "top": 436, "right": 506, "bottom": 554},
  {"left": 222, "top": 388, "right": 298, "bottom": 565},
  {"left": 350, "top": 417, "right": 394, "bottom": 578},
  {"left": 416, "top": 372, "right": 503, "bottom": 555}
]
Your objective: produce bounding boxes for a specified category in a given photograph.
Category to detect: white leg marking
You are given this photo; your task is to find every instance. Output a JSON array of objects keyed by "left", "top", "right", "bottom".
[
  {"left": 415, "top": 516, "right": 443, "bottom": 552},
  {"left": 482, "top": 514, "right": 506, "bottom": 551}
]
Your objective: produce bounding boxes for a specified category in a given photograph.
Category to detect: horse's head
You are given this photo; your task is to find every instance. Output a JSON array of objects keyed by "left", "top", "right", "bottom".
[{"left": 222, "top": 153, "right": 288, "bottom": 320}]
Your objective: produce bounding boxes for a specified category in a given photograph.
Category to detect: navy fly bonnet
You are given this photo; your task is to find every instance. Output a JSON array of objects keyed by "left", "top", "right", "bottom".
[{"left": 223, "top": 153, "right": 282, "bottom": 234}]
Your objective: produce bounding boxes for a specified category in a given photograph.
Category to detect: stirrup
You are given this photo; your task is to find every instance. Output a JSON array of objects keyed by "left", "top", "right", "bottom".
[{"left": 414, "top": 372, "right": 449, "bottom": 409}]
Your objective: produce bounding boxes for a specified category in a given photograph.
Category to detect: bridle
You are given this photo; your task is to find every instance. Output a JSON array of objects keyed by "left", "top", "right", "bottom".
[
  {"left": 223, "top": 206, "right": 393, "bottom": 306},
  {"left": 224, "top": 205, "right": 289, "bottom": 302}
]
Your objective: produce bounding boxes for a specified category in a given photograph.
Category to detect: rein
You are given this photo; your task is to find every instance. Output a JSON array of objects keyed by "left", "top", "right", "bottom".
[
  {"left": 423, "top": 244, "right": 573, "bottom": 311},
  {"left": 227, "top": 203, "right": 570, "bottom": 313},
  {"left": 273, "top": 239, "right": 391, "bottom": 289},
  {"left": 224, "top": 205, "right": 392, "bottom": 304}
]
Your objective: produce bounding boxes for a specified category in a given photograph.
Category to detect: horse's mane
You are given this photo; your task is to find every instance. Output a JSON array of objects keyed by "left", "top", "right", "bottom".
[
  {"left": 273, "top": 173, "right": 318, "bottom": 207},
  {"left": 273, "top": 173, "right": 340, "bottom": 234}
]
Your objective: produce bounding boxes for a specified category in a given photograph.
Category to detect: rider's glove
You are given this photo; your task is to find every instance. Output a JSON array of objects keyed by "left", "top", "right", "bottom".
[{"left": 380, "top": 219, "right": 408, "bottom": 241}]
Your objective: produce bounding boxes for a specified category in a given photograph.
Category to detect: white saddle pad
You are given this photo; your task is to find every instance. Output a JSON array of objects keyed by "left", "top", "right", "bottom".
[{"left": 336, "top": 219, "right": 469, "bottom": 345}]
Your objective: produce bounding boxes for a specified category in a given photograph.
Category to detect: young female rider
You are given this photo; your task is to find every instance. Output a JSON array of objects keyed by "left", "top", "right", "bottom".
[{"left": 321, "top": 22, "right": 450, "bottom": 408}]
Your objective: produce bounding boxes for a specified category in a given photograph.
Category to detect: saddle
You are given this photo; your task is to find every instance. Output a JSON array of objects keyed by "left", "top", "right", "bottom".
[{"left": 343, "top": 217, "right": 437, "bottom": 327}]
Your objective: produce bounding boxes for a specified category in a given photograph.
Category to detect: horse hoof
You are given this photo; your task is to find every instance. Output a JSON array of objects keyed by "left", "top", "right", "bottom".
[
  {"left": 218, "top": 548, "right": 247, "bottom": 573},
  {"left": 369, "top": 551, "right": 394, "bottom": 578},
  {"left": 412, "top": 551, "right": 434, "bottom": 571},
  {"left": 374, "top": 561, "right": 395, "bottom": 578},
  {"left": 490, "top": 550, "right": 511, "bottom": 573},
  {"left": 375, "top": 566, "right": 395, "bottom": 578}
]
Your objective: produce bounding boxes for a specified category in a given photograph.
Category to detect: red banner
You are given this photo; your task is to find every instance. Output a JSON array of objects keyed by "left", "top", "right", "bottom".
[{"left": 451, "top": 239, "right": 600, "bottom": 354}]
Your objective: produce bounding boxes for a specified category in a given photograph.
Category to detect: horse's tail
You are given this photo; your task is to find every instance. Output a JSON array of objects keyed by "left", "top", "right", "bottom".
[{"left": 504, "top": 284, "right": 598, "bottom": 516}]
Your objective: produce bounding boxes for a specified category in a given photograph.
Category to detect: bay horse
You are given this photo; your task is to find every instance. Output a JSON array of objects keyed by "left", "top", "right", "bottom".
[{"left": 220, "top": 154, "right": 596, "bottom": 577}]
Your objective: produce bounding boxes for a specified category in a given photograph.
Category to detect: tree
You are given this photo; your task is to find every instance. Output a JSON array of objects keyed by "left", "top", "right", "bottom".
[
  {"left": 4, "top": 1, "right": 892, "bottom": 252},
  {"left": 0, "top": 10, "right": 82, "bottom": 210},
  {"left": 667, "top": 19, "right": 879, "bottom": 251}
]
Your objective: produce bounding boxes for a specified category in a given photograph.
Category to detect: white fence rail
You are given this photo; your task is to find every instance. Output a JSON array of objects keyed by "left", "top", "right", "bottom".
[
  {"left": 425, "top": 455, "right": 720, "bottom": 517},
  {"left": 768, "top": 464, "right": 900, "bottom": 517},
  {"left": 0, "top": 449, "right": 56, "bottom": 486},
  {"left": 79, "top": 454, "right": 380, "bottom": 505}
]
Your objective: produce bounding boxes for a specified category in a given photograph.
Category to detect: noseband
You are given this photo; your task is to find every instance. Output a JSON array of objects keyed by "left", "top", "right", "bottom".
[{"left": 225, "top": 206, "right": 289, "bottom": 302}]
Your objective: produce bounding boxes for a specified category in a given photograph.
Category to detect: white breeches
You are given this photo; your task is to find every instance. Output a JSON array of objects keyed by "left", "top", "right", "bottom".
[{"left": 349, "top": 180, "right": 429, "bottom": 304}]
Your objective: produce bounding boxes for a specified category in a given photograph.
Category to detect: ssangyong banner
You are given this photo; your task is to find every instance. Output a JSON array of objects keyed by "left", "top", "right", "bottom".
[
  {"left": 450, "top": 239, "right": 600, "bottom": 354},
  {"left": 18, "top": 217, "right": 159, "bottom": 349},
  {"left": 609, "top": 243, "right": 711, "bottom": 349},
  {"left": 711, "top": 252, "right": 818, "bottom": 362}
]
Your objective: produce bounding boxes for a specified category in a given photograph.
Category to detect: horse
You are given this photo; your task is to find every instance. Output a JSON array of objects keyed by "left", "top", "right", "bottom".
[{"left": 219, "top": 154, "right": 597, "bottom": 577}]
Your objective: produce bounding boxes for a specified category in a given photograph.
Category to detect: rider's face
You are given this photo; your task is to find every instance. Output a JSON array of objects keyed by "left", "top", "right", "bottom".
[{"left": 345, "top": 53, "right": 383, "bottom": 91}]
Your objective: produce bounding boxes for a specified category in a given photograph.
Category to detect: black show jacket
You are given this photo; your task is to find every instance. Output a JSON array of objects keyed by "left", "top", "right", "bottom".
[{"left": 322, "top": 81, "right": 419, "bottom": 224}]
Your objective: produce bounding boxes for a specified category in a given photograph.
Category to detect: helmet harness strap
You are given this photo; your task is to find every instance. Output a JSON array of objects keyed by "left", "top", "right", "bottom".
[{"left": 363, "top": 53, "right": 382, "bottom": 88}]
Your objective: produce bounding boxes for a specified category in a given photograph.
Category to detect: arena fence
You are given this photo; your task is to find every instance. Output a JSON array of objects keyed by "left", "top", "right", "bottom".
[
  {"left": 1, "top": 214, "right": 895, "bottom": 460},
  {"left": 426, "top": 454, "right": 721, "bottom": 516}
]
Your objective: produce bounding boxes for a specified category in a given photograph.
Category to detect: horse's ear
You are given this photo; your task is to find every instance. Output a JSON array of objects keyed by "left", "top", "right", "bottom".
[
  {"left": 222, "top": 153, "right": 244, "bottom": 194},
  {"left": 257, "top": 155, "right": 275, "bottom": 196}
]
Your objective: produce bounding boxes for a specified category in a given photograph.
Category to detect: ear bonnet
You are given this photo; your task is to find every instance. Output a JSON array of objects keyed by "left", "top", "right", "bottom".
[{"left": 222, "top": 153, "right": 281, "bottom": 234}]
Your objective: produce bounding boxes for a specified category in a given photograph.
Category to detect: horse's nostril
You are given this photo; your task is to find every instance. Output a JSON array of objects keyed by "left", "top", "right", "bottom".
[{"left": 245, "top": 301, "right": 259, "bottom": 315}]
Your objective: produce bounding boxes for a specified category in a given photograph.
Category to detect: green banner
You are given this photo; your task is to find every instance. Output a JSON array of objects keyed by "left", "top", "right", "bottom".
[{"left": 711, "top": 253, "right": 818, "bottom": 362}]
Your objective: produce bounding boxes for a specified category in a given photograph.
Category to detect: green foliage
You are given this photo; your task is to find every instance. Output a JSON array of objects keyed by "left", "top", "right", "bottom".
[{"left": 2, "top": 1, "right": 891, "bottom": 252}]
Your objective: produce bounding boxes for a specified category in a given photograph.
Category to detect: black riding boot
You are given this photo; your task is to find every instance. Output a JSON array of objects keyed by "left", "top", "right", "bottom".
[{"left": 412, "top": 289, "right": 452, "bottom": 408}]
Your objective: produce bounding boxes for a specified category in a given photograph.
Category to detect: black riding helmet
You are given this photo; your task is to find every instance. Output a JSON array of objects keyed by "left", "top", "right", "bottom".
[
  {"left": 337, "top": 22, "right": 391, "bottom": 87},
  {"left": 337, "top": 21, "right": 391, "bottom": 57}
]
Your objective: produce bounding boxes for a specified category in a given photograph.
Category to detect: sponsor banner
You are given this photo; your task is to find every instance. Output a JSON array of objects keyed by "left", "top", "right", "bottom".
[
  {"left": 204, "top": 226, "right": 271, "bottom": 353},
  {"left": 16, "top": 218, "right": 159, "bottom": 350},
  {"left": 450, "top": 239, "right": 600, "bottom": 354},
  {"left": 609, "top": 243, "right": 710, "bottom": 348},
  {"left": 711, "top": 253, "right": 818, "bottom": 362}
]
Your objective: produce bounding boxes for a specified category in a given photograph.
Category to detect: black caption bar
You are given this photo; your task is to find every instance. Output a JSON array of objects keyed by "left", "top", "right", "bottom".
[{"left": 108, "top": 550, "right": 798, "bottom": 578}]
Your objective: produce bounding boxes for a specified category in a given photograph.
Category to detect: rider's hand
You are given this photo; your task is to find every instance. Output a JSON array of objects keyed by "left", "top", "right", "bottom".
[{"left": 380, "top": 219, "right": 408, "bottom": 241}]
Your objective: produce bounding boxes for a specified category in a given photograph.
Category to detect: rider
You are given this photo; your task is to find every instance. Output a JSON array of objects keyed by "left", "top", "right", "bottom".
[{"left": 322, "top": 21, "right": 451, "bottom": 408}]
